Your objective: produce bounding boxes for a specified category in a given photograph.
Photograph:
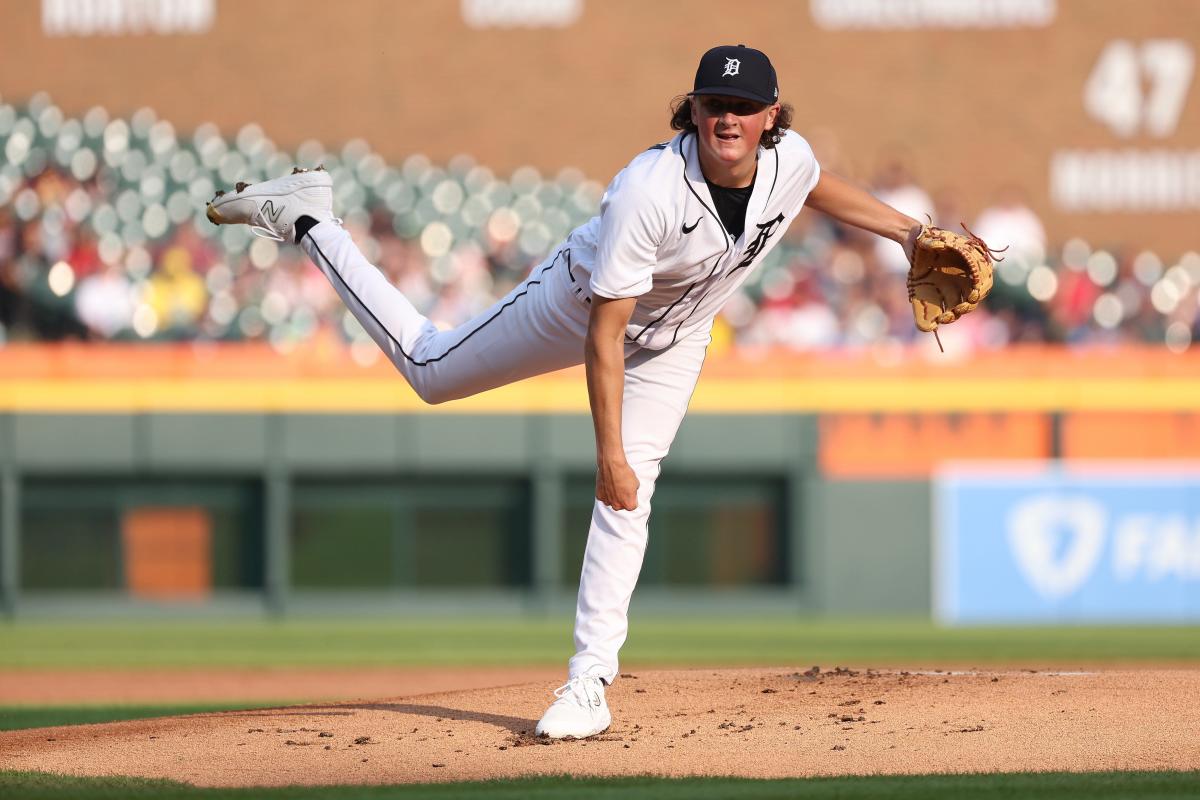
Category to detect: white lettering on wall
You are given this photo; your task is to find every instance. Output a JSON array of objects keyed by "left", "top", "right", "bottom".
[
  {"left": 461, "top": 0, "right": 583, "bottom": 29},
  {"left": 1085, "top": 40, "right": 1194, "bottom": 139},
  {"left": 1112, "top": 515, "right": 1200, "bottom": 582},
  {"left": 809, "top": 0, "right": 1055, "bottom": 30},
  {"left": 1051, "top": 149, "right": 1200, "bottom": 212},
  {"left": 42, "top": 0, "right": 215, "bottom": 37}
]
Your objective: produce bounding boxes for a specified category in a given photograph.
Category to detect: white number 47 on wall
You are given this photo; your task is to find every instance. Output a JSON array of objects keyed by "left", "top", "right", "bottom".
[{"left": 1084, "top": 39, "right": 1194, "bottom": 139}]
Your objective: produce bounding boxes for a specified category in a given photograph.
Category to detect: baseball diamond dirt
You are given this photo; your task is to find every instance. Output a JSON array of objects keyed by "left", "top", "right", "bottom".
[{"left": 1, "top": 668, "right": 1197, "bottom": 786}]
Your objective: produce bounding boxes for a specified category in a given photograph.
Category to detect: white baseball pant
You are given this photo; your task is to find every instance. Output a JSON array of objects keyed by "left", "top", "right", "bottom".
[{"left": 300, "top": 221, "right": 709, "bottom": 681}]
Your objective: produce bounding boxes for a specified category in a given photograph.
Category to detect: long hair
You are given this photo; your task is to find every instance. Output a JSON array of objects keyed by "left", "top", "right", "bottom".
[{"left": 669, "top": 96, "right": 793, "bottom": 149}]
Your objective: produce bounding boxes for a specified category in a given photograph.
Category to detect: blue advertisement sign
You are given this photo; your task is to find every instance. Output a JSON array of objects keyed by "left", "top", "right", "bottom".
[{"left": 935, "top": 464, "right": 1200, "bottom": 624}]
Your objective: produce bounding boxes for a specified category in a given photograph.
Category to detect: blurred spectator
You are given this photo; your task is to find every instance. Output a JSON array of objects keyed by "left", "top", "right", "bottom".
[
  {"left": 145, "top": 244, "right": 207, "bottom": 336},
  {"left": 75, "top": 262, "right": 133, "bottom": 338},
  {"left": 973, "top": 185, "right": 1047, "bottom": 270},
  {"left": 871, "top": 154, "right": 935, "bottom": 274}
]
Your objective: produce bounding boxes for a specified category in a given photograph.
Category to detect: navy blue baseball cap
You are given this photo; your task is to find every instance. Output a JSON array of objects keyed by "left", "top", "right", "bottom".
[{"left": 690, "top": 45, "right": 779, "bottom": 106}]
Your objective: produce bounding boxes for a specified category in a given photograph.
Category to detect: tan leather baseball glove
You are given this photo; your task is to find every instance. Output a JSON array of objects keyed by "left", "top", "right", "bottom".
[{"left": 906, "top": 224, "right": 1003, "bottom": 343}]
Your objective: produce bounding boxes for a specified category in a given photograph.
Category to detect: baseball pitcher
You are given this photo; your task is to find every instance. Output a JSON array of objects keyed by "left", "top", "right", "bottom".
[{"left": 207, "top": 44, "right": 993, "bottom": 739}]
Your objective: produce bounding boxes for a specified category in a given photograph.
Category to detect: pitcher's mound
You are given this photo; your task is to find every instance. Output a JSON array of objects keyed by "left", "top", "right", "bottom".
[{"left": 1, "top": 668, "right": 1196, "bottom": 786}]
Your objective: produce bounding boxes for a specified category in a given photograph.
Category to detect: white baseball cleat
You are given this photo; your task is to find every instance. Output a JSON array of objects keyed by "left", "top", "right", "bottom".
[
  {"left": 534, "top": 670, "right": 612, "bottom": 739},
  {"left": 205, "top": 166, "right": 335, "bottom": 243}
]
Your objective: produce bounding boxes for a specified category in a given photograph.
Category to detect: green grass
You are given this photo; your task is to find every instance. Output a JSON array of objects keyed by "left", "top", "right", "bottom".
[
  {"left": 1, "top": 618, "right": 1198, "bottom": 669},
  {"left": 2, "top": 771, "right": 1199, "bottom": 799},
  {"left": 0, "top": 703, "right": 284, "bottom": 732}
]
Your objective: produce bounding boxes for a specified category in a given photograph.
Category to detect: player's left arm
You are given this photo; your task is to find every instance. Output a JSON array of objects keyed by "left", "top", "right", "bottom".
[{"left": 804, "top": 170, "right": 923, "bottom": 261}]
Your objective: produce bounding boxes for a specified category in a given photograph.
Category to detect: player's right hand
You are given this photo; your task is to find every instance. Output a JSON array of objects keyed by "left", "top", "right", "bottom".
[{"left": 596, "top": 458, "right": 640, "bottom": 511}]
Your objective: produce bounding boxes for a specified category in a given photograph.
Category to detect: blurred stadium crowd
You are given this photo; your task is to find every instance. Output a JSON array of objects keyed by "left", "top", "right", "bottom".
[{"left": 2, "top": 94, "right": 1198, "bottom": 357}]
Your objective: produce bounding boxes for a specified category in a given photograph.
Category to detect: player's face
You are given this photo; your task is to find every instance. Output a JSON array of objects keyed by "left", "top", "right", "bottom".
[{"left": 690, "top": 95, "right": 779, "bottom": 168}]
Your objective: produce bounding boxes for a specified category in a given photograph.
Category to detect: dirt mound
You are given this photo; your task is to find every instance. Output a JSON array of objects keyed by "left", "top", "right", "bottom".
[{"left": 1, "top": 668, "right": 1197, "bottom": 786}]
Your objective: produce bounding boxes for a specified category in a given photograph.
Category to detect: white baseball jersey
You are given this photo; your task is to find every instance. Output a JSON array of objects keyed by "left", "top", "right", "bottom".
[{"left": 563, "top": 129, "right": 821, "bottom": 349}]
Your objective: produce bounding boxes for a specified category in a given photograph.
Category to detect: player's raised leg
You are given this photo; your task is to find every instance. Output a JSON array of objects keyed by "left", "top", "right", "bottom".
[
  {"left": 535, "top": 327, "right": 710, "bottom": 739},
  {"left": 299, "top": 219, "right": 590, "bottom": 403},
  {"left": 207, "top": 168, "right": 590, "bottom": 403}
]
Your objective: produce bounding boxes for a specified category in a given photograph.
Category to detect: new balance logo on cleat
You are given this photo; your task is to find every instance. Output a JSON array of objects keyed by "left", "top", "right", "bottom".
[{"left": 261, "top": 201, "right": 285, "bottom": 224}]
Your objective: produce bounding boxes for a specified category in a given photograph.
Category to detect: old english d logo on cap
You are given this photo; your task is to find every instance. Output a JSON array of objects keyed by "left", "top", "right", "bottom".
[{"left": 691, "top": 44, "right": 778, "bottom": 105}]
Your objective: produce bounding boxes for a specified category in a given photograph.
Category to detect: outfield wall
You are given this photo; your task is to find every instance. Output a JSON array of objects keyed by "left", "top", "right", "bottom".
[
  {"left": 0, "top": 410, "right": 935, "bottom": 617},
  {"left": 3, "top": 344, "right": 1199, "bottom": 618}
]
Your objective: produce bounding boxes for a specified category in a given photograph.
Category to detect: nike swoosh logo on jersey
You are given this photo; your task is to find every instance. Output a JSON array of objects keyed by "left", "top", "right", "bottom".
[{"left": 681, "top": 217, "right": 703, "bottom": 234}]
